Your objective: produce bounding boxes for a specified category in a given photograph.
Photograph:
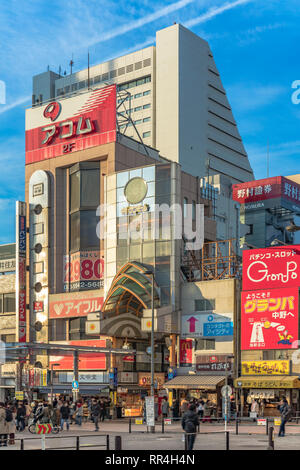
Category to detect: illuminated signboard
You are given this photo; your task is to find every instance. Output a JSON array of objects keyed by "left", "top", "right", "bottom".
[
  {"left": 242, "top": 245, "right": 300, "bottom": 291},
  {"left": 241, "top": 288, "right": 299, "bottom": 350},
  {"left": 25, "top": 85, "right": 116, "bottom": 164}
]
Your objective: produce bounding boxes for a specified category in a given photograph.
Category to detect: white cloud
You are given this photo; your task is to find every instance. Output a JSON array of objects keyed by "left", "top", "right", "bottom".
[
  {"left": 0, "top": 96, "right": 31, "bottom": 115},
  {"left": 185, "top": 0, "right": 254, "bottom": 28},
  {"left": 227, "top": 84, "right": 286, "bottom": 112}
]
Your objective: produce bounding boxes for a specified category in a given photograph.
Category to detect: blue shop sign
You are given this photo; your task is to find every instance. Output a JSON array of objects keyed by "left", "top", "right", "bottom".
[{"left": 203, "top": 321, "right": 233, "bottom": 337}]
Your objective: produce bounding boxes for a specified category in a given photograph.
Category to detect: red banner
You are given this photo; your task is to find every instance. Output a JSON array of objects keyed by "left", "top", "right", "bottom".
[
  {"left": 64, "top": 251, "right": 104, "bottom": 292},
  {"left": 179, "top": 339, "right": 193, "bottom": 366},
  {"left": 25, "top": 85, "right": 116, "bottom": 164},
  {"left": 49, "top": 340, "right": 107, "bottom": 370},
  {"left": 241, "top": 288, "right": 299, "bottom": 350},
  {"left": 49, "top": 296, "right": 103, "bottom": 319},
  {"left": 242, "top": 245, "right": 300, "bottom": 291}
]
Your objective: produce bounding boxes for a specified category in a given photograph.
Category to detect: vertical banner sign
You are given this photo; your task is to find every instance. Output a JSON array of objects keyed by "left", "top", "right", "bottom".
[
  {"left": 241, "top": 288, "right": 299, "bottom": 350},
  {"left": 145, "top": 396, "right": 155, "bottom": 427},
  {"left": 16, "top": 202, "right": 27, "bottom": 343},
  {"left": 179, "top": 339, "right": 193, "bottom": 367}
]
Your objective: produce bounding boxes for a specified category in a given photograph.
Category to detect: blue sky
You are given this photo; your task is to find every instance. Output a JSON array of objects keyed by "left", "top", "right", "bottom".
[{"left": 1, "top": 0, "right": 300, "bottom": 243}]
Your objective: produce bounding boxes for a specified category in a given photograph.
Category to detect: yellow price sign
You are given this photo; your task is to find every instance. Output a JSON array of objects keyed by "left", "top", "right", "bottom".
[
  {"left": 135, "top": 418, "right": 143, "bottom": 425},
  {"left": 274, "top": 418, "right": 281, "bottom": 426}
]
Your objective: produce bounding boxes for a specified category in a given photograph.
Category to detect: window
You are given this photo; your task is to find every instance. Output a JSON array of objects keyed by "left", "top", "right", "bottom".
[
  {"left": 94, "top": 75, "right": 101, "bottom": 84},
  {"left": 134, "top": 93, "right": 142, "bottom": 99},
  {"left": 102, "top": 72, "right": 109, "bottom": 81},
  {"left": 134, "top": 119, "right": 142, "bottom": 125},
  {"left": 78, "top": 80, "right": 86, "bottom": 89},
  {"left": 126, "top": 64, "right": 134, "bottom": 73},
  {"left": 71, "top": 83, "right": 78, "bottom": 91},
  {"left": 69, "top": 317, "right": 90, "bottom": 340},
  {"left": 143, "top": 104, "right": 151, "bottom": 109},
  {"left": 195, "top": 339, "right": 215, "bottom": 350},
  {"left": 143, "top": 131, "right": 151, "bottom": 138},
  {"left": 183, "top": 198, "right": 188, "bottom": 218},
  {"left": 117, "top": 76, "right": 151, "bottom": 91},
  {"left": 135, "top": 61, "right": 142, "bottom": 70},
  {"left": 110, "top": 70, "right": 117, "bottom": 79},
  {"left": 195, "top": 299, "right": 216, "bottom": 311},
  {"left": 69, "top": 163, "right": 100, "bottom": 252},
  {"left": 134, "top": 106, "right": 142, "bottom": 112},
  {"left": 3, "top": 293, "right": 15, "bottom": 313},
  {"left": 143, "top": 58, "right": 151, "bottom": 67},
  {"left": 143, "top": 90, "right": 151, "bottom": 96},
  {"left": 49, "top": 319, "right": 67, "bottom": 341},
  {"left": 118, "top": 67, "right": 125, "bottom": 76},
  {"left": 143, "top": 117, "right": 150, "bottom": 123}
]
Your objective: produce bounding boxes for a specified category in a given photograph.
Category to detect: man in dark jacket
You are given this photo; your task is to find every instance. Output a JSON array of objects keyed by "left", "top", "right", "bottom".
[
  {"left": 91, "top": 399, "right": 101, "bottom": 431},
  {"left": 278, "top": 398, "right": 291, "bottom": 437},
  {"left": 181, "top": 403, "right": 199, "bottom": 450},
  {"left": 60, "top": 402, "right": 70, "bottom": 431}
]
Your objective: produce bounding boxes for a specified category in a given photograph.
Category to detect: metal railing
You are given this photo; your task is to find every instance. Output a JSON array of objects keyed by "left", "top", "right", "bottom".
[{"left": 15, "top": 433, "right": 110, "bottom": 450}]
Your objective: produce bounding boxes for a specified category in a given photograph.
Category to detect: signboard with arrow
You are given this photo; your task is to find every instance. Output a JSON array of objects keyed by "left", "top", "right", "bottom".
[{"left": 181, "top": 313, "right": 233, "bottom": 338}]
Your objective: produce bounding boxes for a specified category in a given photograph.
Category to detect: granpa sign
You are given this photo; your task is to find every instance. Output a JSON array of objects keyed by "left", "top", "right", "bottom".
[{"left": 242, "top": 245, "right": 300, "bottom": 291}]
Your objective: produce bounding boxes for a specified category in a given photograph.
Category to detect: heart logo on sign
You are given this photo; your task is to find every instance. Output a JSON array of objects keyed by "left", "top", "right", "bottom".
[{"left": 54, "top": 304, "right": 64, "bottom": 316}]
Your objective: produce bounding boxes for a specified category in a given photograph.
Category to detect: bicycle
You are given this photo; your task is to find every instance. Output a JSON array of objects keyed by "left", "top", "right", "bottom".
[{"left": 28, "top": 419, "right": 60, "bottom": 434}]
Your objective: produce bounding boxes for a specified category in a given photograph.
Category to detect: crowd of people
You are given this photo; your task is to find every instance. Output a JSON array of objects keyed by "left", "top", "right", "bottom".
[{"left": 0, "top": 396, "right": 112, "bottom": 447}]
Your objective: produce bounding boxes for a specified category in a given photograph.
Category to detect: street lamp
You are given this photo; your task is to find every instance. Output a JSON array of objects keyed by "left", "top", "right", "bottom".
[
  {"left": 50, "top": 363, "right": 60, "bottom": 405},
  {"left": 144, "top": 269, "right": 155, "bottom": 433}
]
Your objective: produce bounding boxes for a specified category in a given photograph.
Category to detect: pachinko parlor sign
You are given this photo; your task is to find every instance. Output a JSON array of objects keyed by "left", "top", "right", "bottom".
[{"left": 242, "top": 245, "right": 300, "bottom": 291}]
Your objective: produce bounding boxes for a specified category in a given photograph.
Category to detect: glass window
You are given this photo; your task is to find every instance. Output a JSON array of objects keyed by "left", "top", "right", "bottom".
[
  {"left": 134, "top": 106, "right": 142, "bottom": 112},
  {"left": 143, "top": 166, "right": 155, "bottom": 182},
  {"left": 117, "top": 171, "right": 129, "bottom": 188},
  {"left": 81, "top": 170, "right": 100, "bottom": 207},
  {"left": 134, "top": 93, "right": 142, "bottom": 99},
  {"left": 143, "top": 131, "right": 151, "bottom": 138},
  {"left": 69, "top": 318, "right": 89, "bottom": 340},
  {"left": 195, "top": 339, "right": 215, "bottom": 350},
  {"left": 49, "top": 319, "right": 67, "bottom": 341},
  {"left": 3, "top": 293, "right": 15, "bottom": 313},
  {"left": 143, "top": 104, "right": 151, "bottom": 110},
  {"left": 156, "top": 242, "right": 171, "bottom": 257},
  {"left": 80, "top": 211, "right": 99, "bottom": 250},
  {"left": 129, "top": 244, "right": 141, "bottom": 260},
  {"left": 143, "top": 117, "right": 151, "bottom": 123},
  {"left": 129, "top": 168, "right": 142, "bottom": 179},
  {"left": 183, "top": 198, "right": 188, "bottom": 218},
  {"left": 142, "top": 242, "right": 155, "bottom": 259},
  {"left": 143, "top": 90, "right": 151, "bottom": 96},
  {"left": 0, "top": 296, "right": 3, "bottom": 313},
  {"left": 195, "top": 299, "right": 216, "bottom": 311},
  {"left": 70, "top": 171, "right": 80, "bottom": 212},
  {"left": 70, "top": 211, "right": 80, "bottom": 252},
  {"left": 134, "top": 119, "right": 142, "bottom": 125}
]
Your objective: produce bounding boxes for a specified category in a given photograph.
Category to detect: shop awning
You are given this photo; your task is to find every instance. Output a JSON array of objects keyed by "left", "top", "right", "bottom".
[
  {"left": 234, "top": 376, "right": 300, "bottom": 389},
  {"left": 164, "top": 375, "right": 226, "bottom": 390}
]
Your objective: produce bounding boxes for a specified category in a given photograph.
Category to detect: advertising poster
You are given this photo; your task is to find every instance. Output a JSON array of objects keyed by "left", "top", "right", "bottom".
[
  {"left": 49, "top": 339, "right": 107, "bottom": 370},
  {"left": 64, "top": 251, "right": 104, "bottom": 291},
  {"left": 241, "top": 288, "right": 299, "bottom": 350},
  {"left": 242, "top": 245, "right": 300, "bottom": 292},
  {"left": 179, "top": 339, "right": 193, "bottom": 366},
  {"left": 16, "top": 202, "right": 27, "bottom": 343}
]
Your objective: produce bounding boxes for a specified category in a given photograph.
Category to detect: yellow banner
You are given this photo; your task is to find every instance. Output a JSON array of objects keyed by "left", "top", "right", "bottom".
[{"left": 241, "top": 360, "right": 290, "bottom": 376}]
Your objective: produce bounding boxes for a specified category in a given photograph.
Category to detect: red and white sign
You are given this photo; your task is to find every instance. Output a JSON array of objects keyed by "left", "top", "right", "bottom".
[
  {"left": 33, "top": 301, "right": 44, "bottom": 312},
  {"left": 49, "top": 296, "right": 103, "bottom": 319},
  {"left": 16, "top": 206, "right": 27, "bottom": 343},
  {"left": 241, "top": 288, "right": 299, "bottom": 350},
  {"left": 49, "top": 339, "right": 107, "bottom": 370},
  {"left": 179, "top": 339, "right": 193, "bottom": 366},
  {"left": 25, "top": 85, "right": 116, "bottom": 164},
  {"left": 242, "top": 245, "right": 300, "bottom": 291},
  {"left": 232, "top": 176, "right": 300, "bottom": 205},
  {"left": 64, "top": 251, "right": 104, "bottom": 292}
]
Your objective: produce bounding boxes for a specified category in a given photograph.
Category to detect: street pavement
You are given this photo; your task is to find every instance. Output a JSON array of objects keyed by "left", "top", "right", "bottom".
[{"left": 1, "top": 419, "right": 300, "bottom": 450}]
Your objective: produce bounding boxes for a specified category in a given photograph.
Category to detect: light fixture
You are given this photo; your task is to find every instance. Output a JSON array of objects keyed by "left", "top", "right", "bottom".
[{"left": 270, "top": 238, "right": 287, "bottom": 246}]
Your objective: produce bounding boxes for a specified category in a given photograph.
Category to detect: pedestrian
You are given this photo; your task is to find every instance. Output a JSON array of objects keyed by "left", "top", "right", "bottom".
[
  {"left": 6, "top": 402, "right": 16, "bottom": 446},
  {"left": 172, "top": 399, "right": 179, "bottom": 419},
  {"left": 0, "top": 402, "right": 8, "bottom": 447},
  {"left": 60, "top": 402, "right": 70, "bottom": 431},
  {"left": 161, "top": 398, "right": 169, "bottom": 418},
  {"left": 91, "top": 398, "right": 101, "bottom": 431},
  {"left": 100, "top": 400, "right": 106, "bottom": 422},
  {"left": 278, "top": 398, "right": 291, "bottom": 437},
  {"left": 16, "top": 402, "right": 26, "bottom": 431},
  {"left": 197, "top": 400, "right": 204, "bottom": 420},
  {"left": 250, "top": 399, "right": 259, "bottom": 421},
  {"left": 83, "top": 401, "right": 89, "bottom": 423},
  {"left": 75, "top": 402, "right": 83, "bottom": 426},
  {"left": 203, "top": 400, "right": 212, "bottom": 423},
  {"left": 180, "top": 397, "right": 189, "bottom": 416},
  {"left": 181, "top": 403, "right": 199, "bottom": 451}
]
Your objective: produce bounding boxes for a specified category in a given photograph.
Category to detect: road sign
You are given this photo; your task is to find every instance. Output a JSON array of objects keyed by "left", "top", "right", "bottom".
[
  {"left": 221, "top": 385, "right": 232, "bottom": 397},
  {"left": 72, "top": 380, "right": 79, "bottom": 390},
  {"left": 36, "top": 424, "right": 52, "bottom": 434}
]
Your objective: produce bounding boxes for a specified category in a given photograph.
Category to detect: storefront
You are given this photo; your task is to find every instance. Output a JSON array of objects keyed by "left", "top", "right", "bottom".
[
  {"left": 165, "top": 375, "right": 226, "bottom": 415},
  {"left": 234, "top": 376, "right": 300, "bottom": 417}
]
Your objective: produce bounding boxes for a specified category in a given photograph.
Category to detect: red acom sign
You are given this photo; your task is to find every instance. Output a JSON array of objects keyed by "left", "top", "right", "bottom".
[{"left": 25, "top": 85, "right": 116, "bottom": 164}]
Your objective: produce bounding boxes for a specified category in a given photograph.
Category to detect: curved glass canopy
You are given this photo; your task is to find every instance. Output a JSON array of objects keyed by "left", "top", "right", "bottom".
[{"left": 102, "top": 261, "right": 160, "bottom": 317}]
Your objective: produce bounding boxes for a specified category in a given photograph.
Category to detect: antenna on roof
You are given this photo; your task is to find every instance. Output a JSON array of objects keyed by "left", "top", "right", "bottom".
[
  {"left": 58, "top": 65, "right": 62, "bottom": 77},
  {"left": 70, "top": 53, "right": 74, "bottom": 75},
  {"left": 88, "top": 51, "right": 90, "bottom": 90},
  {"left": 47, "top": 65, "right": 50, "bottom": 72},
  {"left": 267, "top": 140, "right": 270, "bottom": 177}
]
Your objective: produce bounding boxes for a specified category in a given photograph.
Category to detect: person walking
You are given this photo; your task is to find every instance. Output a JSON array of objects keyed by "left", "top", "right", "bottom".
[
  {"left": 99, "top": 400, "right": 106, "bottom": 422},
  {"left": 91, "top": 398, "right": 101, "bottom": 431},
  {"left": 161, "top": 398, "right": 169, "bottom": 418},
  {"left": 60, "top": 402, "right": 70, "bottom": 431},
  {"left": 278, "top": 398, "right": 291, "bottom": 437},
  {"left": 180, "top": 397, "right": 189, "bottom": 416},
  {"left": 6, "top": 402, "right": 16, "bottom": 446},
  {"left": 82, "top": 401, "right": 89, "bottom": 423},
  {"left": 0, "top": 402, "right": 8, "bottom": 447},
  {"left": 171, "top": 399, "right": 179, "bottom": 419},
  {"left": 75, "top": 402, "right": 83, "bottom": 426},
  {"left": 197, "top": 400, "right": 204, "bottom": 420},
  {"left": 203, "top": 400, "right": 212, "bottom": 423},
  {"left": 16, "top": 402, "right": 26, "bottom": 431},
  {"left": 181, "top": 404, "right": 199, "bottom": 451}
]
